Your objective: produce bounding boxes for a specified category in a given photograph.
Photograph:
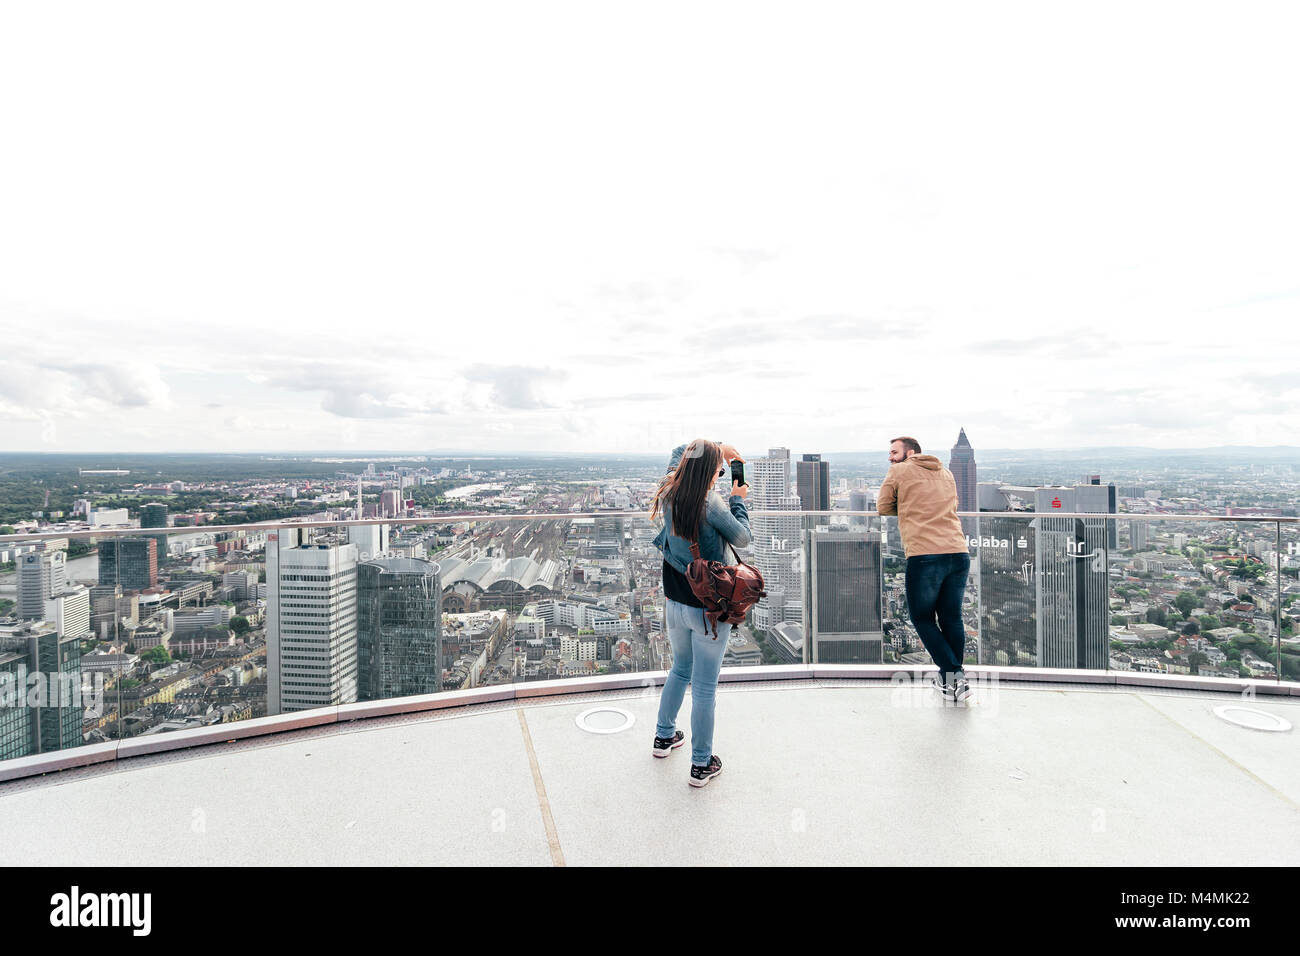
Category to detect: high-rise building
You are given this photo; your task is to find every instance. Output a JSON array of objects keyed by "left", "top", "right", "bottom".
[
  {"left": 0, "top": 646, "right": 31, "bottom": 761},
  {"left": 796, "top": 454, "right": 830, "bottom": 513},
  {"left": 140, "top": 502, "right": 169, "bottom": 561},
  {"left": 45, "top": 586, "right": 90, "bottom": 639},
  {"left": 17, "top": 550, "right": 66, "bottom": 620},
  {"left": 140, "top": 502, "right": 168, "bottom": 529},
  {"left": 348, "top": 523, "right": 391, "bottom": 563},
  {"left": 802, "top": 529, "right": 883, "bottom": 663},
  {"left": 266, "top": 530, "right": 359, "bottom": 715},
  {"left": 848, "top": 489, "right": 873, "bottom": 527},
  {"left": 748, "top": 448, "right": 802, "bottom": 629},
  {"left": 1033, "top": 486, "right": 1111, "bottom": 669},
  {"left": 356, "top": 558, "right": 442, "bottom": 701},
  {"left": 89, "top": 584, "right": 137, "bottom": 641},
  {"left": 1074, "top": 478, "right": 1118, "bottom": 548},
  {"left": 949, "top": 428, "right": 977, "bottom": 514},
  {"left": 381, "top": 490, "right": 401, "bottom": 517},
  {"left": 97, "top": 538, "right": 158, "bottom": 591},
  {"left": 0, "top": 620, "right": 83, "bottom": 754},
  {"left": 1129, "top": 520, "right": 1149, "bottom": 552}
]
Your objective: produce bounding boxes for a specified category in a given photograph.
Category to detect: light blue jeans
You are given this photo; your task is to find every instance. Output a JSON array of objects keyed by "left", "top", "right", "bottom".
[{"left": 655, "top": 598, "right": 731, "bottom": 766}]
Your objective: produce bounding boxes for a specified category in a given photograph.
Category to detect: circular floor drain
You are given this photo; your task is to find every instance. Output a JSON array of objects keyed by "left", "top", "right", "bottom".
[
  {"left": 575, "top": 707, "right": 635, "bottom": 735},
  {"left": 1212, "top": 705, "right": 1292, "bottom": 733}
]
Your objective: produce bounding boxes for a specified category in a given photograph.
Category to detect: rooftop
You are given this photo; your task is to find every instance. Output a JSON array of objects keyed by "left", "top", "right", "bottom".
[{"left": 2, "top": 667, "right": 1297, "bottom": 866}]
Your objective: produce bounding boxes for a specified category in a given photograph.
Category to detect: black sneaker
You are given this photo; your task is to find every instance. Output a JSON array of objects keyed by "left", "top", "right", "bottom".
[
  {"left": 652, "top": 730, "right": 685, "bottom": 757},
  {"left": 953, "top": 677, "right": 974, "bottom": 703},
  {"left": 689, "top": 755, "right": 723, "bottom": 787},
  {"left": 930, "top": 673, "right": 957, "bottom": 701}
]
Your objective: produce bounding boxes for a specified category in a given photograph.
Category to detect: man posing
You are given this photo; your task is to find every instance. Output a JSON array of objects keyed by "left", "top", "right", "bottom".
[{"left": 877, "top": 436, "right": 973, "bottom": 702}]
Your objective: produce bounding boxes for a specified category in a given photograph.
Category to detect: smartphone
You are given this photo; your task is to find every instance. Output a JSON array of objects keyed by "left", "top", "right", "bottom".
[{"left": 730, "top": 460, "right": 745, "bottom": 487}]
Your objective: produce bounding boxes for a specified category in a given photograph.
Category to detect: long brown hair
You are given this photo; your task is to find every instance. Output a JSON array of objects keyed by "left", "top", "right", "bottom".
[{"left": 650, "top": 438, "right": 723, "bottom": 543}]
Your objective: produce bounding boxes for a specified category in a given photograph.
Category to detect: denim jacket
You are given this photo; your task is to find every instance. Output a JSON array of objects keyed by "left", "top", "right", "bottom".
[{"left": 652, "top": 444, "right": 753, "bottom": 574}]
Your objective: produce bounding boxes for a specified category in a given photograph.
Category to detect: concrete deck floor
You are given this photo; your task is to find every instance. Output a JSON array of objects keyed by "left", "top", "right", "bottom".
[{"left": 2, "top": 678, "right": 1298, "bottom": 866}]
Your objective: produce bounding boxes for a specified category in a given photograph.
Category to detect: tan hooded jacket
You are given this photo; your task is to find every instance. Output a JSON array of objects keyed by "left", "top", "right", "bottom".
[{"left": 876, "top": 454, "right": 969, "bottom": 558}]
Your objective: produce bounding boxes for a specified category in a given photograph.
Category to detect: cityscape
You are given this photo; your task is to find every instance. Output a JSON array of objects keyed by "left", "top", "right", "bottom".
[
  {"left": 3, "top": 0, "right": 1299, "bottom": 888},
  {"left": 2, "top": 432, "right": 1298, "bottom": 765}
]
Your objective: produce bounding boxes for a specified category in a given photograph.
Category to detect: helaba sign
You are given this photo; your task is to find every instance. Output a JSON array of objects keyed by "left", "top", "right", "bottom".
[{"left": 966, "top": 535, "right": 1008, "bottom": 549}]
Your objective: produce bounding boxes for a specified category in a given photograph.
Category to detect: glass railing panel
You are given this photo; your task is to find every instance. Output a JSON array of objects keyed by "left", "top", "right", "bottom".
[
  {"left": 1278, "top": 522, "right": 1300, "bottom": 682},
  {"left": 969, "top": 513, "right": 1037, "bottom": 669},
  {"left": 867, "top": 512, "right": 999, "bottom": 672},
  {"left": 788, "top": 510, "right": 884, "bottom": 666},
  {"left": 1105, "top": 515, "right": 1279, "bottom": 680},
  {"left": 102, "top": 526, "right": 269, "bottom": 738},
  {"left": 4, "top": 511, "right": 1300, "bottom": 773}
]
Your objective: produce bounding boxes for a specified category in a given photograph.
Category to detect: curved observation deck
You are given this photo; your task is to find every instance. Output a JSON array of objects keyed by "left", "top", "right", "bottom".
[{"left": 1, "top": 666, "right": 1297, "bottom": 866}]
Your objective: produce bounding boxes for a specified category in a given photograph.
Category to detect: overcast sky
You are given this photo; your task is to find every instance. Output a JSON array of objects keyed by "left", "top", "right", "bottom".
[{"left": 1, "top": 1, "right": 1297, "bottom": 457}]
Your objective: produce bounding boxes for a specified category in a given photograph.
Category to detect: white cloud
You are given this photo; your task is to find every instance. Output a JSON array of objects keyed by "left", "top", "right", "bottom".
[{"left": 0, "top": 2, "right": 1297, "bottom": 452}]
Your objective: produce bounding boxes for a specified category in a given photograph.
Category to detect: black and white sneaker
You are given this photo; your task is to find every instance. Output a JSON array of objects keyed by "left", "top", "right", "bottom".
[
  {"left": 930, "top": 674, "right": 957, "bottom": 701},
  {"left": 652, "top": 730, "right": 685, "bottom": 757},
  {"left": 953, "top": 677, "right": 974, "bottom": 703},
  {"left": 689, "top": 755, "right": 723, "bottom": 787}
]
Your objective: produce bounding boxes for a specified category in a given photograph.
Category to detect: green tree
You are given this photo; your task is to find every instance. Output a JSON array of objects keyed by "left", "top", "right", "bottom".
[
  {"left": 1174, "top": 591, "right": 1198, "bottom": 619},
  {"left": 1182, "top": 619, "right": 1200, "bottom": 636},
  {"left": 141, "top": 646, "right": 172, "bottom": 666},
  {"left": 230, "top": 616, "right": 251, "bottom": 637}
]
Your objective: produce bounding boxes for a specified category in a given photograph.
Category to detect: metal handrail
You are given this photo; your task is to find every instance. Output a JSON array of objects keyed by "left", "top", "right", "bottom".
[{"left": 3, "top": 510, "right": 1298, "bottom": 542}]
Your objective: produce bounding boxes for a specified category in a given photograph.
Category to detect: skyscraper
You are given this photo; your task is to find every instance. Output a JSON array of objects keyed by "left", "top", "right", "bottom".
[
  {"left": 1033, "top": 486, "right": 1111, "bottom": 669},
  {"left": 1129, "top": 519, "right": 1149, "bottom": 552},
  {"left": 848, "top": 490, "right": 873, "bottom": 527},
  {"left": 266, "top": 530, "right": 359, "bottom": 715},
  {"left": 802, "top": 529, "right": 883, "bottom": 663},
  {"left": 32, "top": 625, "right": 83, "bottom": 752},
  {"left": 97, "top": 538, "right": 158, "bottom": 591},
  {"left": 348, "top": 523, "right": 391, "bottom": 563},
  {"left": 1075, "top": 477, "right": 1119, "bottom": 548},
  {"left": 796, "top": 454, "right": 830, "bottom": 513},
  {"left": 0, "top": 620, "right": 83, "bottom": 754},
  {"left": 356, "top": 557, "right": 442, "bottom": 701},
  {"left": 140, "top": 502, "right": 169, "bottom": 561},
  {"left": 45, "top": 586, "right": 90, "bottom": 639},
  {"left": 0, "top": 646, "right": 31, "bottom": 761},
  {"left": 748, "top": 448, "right": 802, "bottom": 629},
  {"left": 17, "top": 550, "right": 66, "bottom": 620},
  {"left": 949, "top": 428, "right": 977, "bottom": 514}
]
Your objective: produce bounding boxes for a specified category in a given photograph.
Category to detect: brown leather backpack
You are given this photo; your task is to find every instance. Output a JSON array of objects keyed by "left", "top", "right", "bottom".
[{"left": 685, "top": 541, "right": 767, "bottom": 637}]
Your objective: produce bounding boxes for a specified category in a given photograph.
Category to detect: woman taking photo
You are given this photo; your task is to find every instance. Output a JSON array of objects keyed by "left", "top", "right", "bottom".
[{"left": 650, "top": 439, "right": 751, "bottom": 787}]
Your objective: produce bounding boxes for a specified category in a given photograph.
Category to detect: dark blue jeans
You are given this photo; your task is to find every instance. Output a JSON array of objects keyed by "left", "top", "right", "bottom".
[{"left": 904, "top": 552, "right": 970, "bottom": 680}]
